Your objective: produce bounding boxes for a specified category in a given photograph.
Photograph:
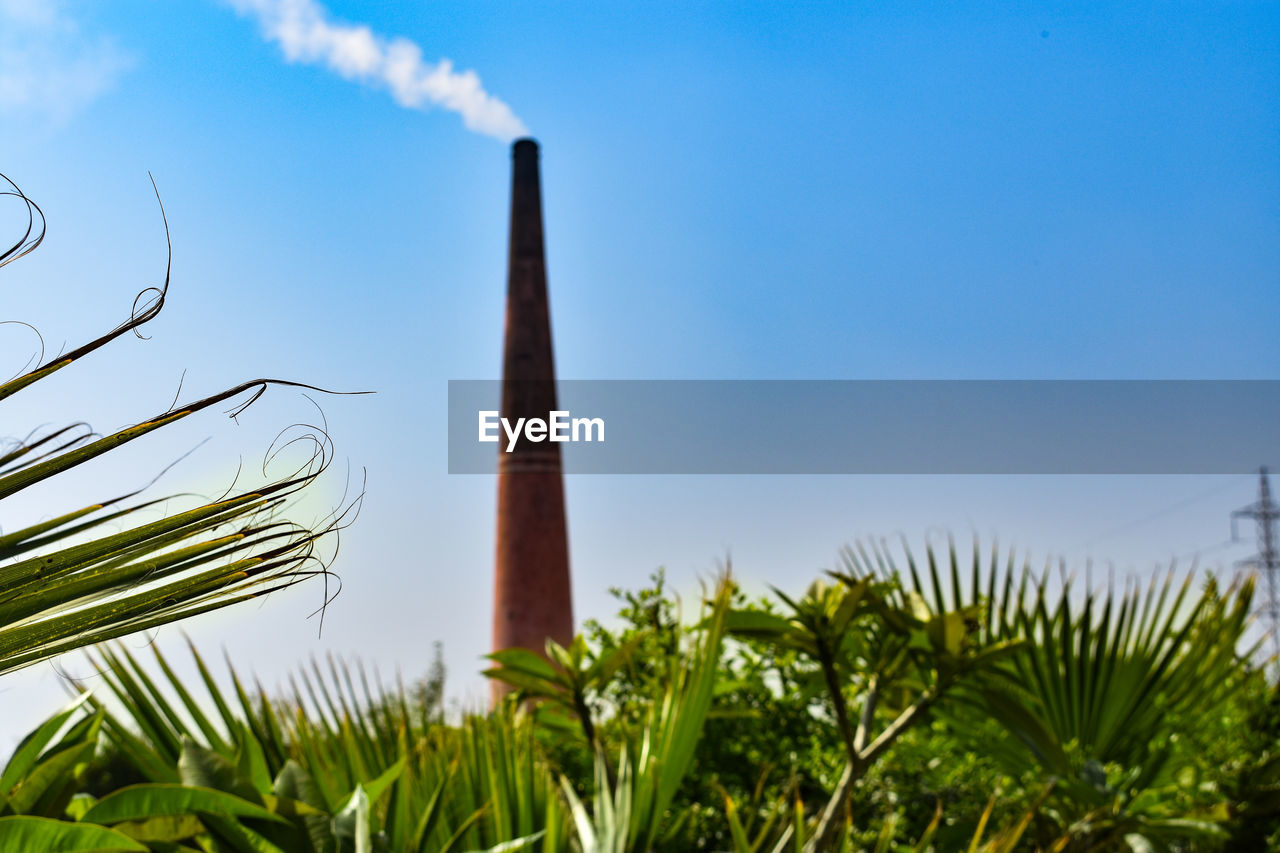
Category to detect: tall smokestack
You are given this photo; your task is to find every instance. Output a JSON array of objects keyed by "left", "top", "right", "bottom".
[{"left": 492, "top": 138, "right": 573, "bottom": 699}]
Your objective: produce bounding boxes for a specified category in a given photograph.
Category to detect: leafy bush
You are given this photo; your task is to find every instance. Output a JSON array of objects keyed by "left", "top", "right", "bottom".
[{"left": 1, "top": 543, "right": 1270, "bottom": 852}]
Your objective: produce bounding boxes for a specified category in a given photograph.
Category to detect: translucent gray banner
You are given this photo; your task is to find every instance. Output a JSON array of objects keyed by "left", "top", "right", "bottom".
[{"left": 447, "top": 380, "right": 1279, "bottom": 474}]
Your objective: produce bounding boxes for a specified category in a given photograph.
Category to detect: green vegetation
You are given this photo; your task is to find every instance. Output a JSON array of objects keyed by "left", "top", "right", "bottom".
[{"left": 3, "top": 547, "right": 1275, "bottom": 852}]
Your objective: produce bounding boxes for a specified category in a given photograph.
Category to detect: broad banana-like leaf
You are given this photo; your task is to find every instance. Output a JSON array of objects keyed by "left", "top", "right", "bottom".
[
  {"left": 80, "top": 783, "right": 287, "bottom": 825},
  {"left": 0, "top": 815, "right": 147, "bottom": 851}
]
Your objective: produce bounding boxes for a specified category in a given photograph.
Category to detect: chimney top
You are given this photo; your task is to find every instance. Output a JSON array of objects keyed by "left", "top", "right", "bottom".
[{"left": 513, "top": 138, "right": 539, "bottom": 158}]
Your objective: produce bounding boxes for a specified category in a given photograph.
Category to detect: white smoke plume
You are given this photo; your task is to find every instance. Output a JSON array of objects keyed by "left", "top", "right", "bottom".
[{"left": 228, "top": 0, "right": 528, "bottom": 141}]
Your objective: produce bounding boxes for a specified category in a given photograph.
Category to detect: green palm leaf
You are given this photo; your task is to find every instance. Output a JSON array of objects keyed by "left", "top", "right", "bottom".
[{"left": 0, "top": 174, "right": 363, "bottom": 676}]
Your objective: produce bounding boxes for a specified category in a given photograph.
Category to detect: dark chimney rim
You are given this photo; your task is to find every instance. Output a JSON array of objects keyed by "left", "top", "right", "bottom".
[{"left": 512, "top": 137, "right": 539, "bottom": 157}]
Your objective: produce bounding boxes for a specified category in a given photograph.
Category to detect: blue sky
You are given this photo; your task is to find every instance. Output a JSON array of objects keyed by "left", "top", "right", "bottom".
[{"left": 0, "top": 0, "right": 1277, "bottom": 741}]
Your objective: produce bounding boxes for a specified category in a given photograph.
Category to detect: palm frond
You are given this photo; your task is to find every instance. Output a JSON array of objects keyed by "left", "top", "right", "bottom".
[{"left": 0, "top": 174, "right": 364, "bottom": 675}]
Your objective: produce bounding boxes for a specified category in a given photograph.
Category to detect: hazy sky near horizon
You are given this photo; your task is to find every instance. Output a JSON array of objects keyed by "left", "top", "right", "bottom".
[{"left": 0, "top": 0, "right": 1277, "bottom": 744}]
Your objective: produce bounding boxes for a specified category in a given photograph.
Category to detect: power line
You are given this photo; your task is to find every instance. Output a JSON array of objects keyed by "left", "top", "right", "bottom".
[
  {"left": 1171, "top": 537, "right": 1240, "bottom": 566},
  {"left": 1077, "top": 474, "right": 1251, "bottom": 551}
]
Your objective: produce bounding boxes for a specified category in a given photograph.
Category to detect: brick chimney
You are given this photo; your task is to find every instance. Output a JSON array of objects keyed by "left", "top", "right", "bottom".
[{"left": 492, "top": 138, "right": 573, "bottom": 700}]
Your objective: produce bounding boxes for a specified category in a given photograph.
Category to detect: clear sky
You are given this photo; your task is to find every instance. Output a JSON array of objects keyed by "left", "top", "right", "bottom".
[{"left": 1, "top": 0, "right": 1277, "bottom": 743}]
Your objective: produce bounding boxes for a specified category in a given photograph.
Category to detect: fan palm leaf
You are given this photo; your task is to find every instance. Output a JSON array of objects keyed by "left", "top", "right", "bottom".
[{"left": 0, "top": 174, "right": 361, "bottom": 676}]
